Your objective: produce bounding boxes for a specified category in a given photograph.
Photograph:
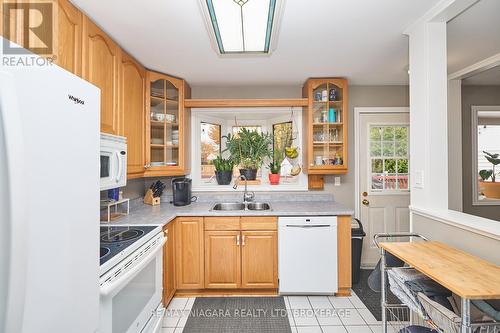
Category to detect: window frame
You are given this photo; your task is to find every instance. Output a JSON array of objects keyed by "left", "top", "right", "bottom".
[{"left": 190, "top": 108, "right": 308, "bottom": 191}]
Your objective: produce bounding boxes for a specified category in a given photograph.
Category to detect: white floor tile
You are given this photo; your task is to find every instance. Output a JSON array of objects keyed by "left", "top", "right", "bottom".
[
  {"left": 368, "top": 325, "right": 382, "bottom": 333},
  {"left": 293, "top": 310, "right": 320, "bottom": 326},
  {"left": 173, "top": 328, "right": 184, "bottom": 333},
  {"left": 321, "top": 326, "right": 348, "bottom": 333},
  {"left": 162, "top": 312, "right": 180, "bottom": 328},
  {"left": 161, "top": 328, "right": 175, "bottom": 333},
  {"left": 317, "top": 313, "right": 343, "bottom": 326},
  {"left": 328, "top": 296, "right": 355, "bottom": 309},
  {"left": 287, "top": 309, "right": 296, "bottom": 327},
  {"left": 184, "top": 297, "right": 195, "bottom": 310},
  {"left": 308, "top": 296, "right": 334, "bottom": 309},
  {"left": 340, "top": 309, "right": 367, "bottom": 326},
  {"left": 288, "top": 296, "right": 313, "bottom": 309},
  {"left": 296, "top": 326, "right": 323, "bottom": 333},
  {"left": 290, "top": 327, "right": 299, "bottom": 333},
  {"left": 176, "top": 311, "right": 189, "bottom": 328},
  {"left": 284, "top": 296, "right": 292, "bottom": 309},
  {"left": 167, "top": 297, "right": 189, "bottom": 310},
  {"left": 345, "top": 326, "right": 373, "bottom": 333},
  {"left": 357, "top": 309, "right": 379, "bottom": 325},
  {"left": 347, "top": 294, "right": 367, "bottom": 309}
]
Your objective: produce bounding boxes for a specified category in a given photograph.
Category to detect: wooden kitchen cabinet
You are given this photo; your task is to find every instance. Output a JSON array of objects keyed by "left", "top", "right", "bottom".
[
  {"left": 145, "top": 71, "right": 191, "bottom": 177},
  {"left": 241, "top": 231, "right": 278, "bottom": 289},
  {"left": 121, "top": 52, "right": 146, "bottom": 179},
  {"left": 82, "top": 17, "right": 122, "bottom": 136},
  {"left": 55, "top": 0, "right": 83, "bottom": 76},
  {"left": 163, "top": 222, "right": 176, "bottom": 306},
  {"left": 303, "top": 78, "right": 349, "bottom": 176},
  {"left": 202, "top": 216, "right": 278, "bottom": 291},
  {"left": 204, "top": 231, "right": 241, "bottom": 289},
  {"left": 175, "top": 217, "right": 204, "bottom": 289}
]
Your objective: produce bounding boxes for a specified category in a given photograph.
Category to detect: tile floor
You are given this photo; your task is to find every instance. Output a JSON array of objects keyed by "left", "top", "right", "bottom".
[{"left": 161, "top": 291, "right": 400, "bottom": 333}]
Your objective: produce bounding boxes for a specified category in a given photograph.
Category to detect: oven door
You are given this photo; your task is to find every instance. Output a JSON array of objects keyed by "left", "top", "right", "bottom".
[{"left": 99, "top": 235, "right": 165, "bottom": 333}]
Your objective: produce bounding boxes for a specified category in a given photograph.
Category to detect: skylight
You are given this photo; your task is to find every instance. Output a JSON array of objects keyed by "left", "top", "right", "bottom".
[{"left": 204, "top": 0, "right": 279, "bottom": 54}]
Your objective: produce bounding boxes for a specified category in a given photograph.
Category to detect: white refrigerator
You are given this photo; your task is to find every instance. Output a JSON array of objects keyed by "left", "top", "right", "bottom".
[{"left": 0, "top": 38, "right": 100, "bottom": 333}]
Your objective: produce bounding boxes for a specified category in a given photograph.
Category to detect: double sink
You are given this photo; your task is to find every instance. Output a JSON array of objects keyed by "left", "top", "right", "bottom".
[{"left": 211, "top": 202, "right": 271, "bottom": 211}]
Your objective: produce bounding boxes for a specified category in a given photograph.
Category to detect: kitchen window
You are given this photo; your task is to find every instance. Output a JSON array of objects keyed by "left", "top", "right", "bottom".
[
  {"left": 190, "top": 108, "right": 307, "bottom": 191},
  {"left": 369, "top": 125, "right": 409, "bottom": 192}
]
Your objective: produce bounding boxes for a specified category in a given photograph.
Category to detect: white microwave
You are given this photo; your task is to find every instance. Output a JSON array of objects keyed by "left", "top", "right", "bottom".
[{"left": 100, "top": 133, "right": 127, "bottom": 191}]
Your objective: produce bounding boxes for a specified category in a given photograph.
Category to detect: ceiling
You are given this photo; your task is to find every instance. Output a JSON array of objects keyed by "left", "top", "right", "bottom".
[
  {"left": 447, "top": 0, "right": 500, "bottom": 74},
  {"left": 463, "top": 65, "right": 500, "bottom": 86},
  {"left": 71, "top": 0, "right": 441, "bottom": 86}
]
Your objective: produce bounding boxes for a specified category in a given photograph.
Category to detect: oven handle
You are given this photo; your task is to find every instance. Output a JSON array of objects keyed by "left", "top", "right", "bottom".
[
  {"left": 115, "top": 151, "right": 122, "bottom": 183},
  {"left": 100, "top": 237, "right": 166, "bottom": 297}
]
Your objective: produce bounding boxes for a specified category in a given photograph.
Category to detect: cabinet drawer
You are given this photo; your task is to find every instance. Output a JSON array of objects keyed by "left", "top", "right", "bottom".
[
  {"left": 204, "top": 217, "right": 240, "bottom": 231},
  {"left": 240, "top": 216, "right": 277, "bottom": 231}
]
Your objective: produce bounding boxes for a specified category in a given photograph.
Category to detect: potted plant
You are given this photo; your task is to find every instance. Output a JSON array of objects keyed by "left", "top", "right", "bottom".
[
  {"left": 213, "top": 156, "right": 234, "bottom": 185},
  {"left": 478, "top": 151, "right": 500, "bottom": 199},
  {"left": 268, "top": 161, "right": 281, "bottom": 185},
  {"left": 223, "top": 128, "right": 273, "bottom": 180}
]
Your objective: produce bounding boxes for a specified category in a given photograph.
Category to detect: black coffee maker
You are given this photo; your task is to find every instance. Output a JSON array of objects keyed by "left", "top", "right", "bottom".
[{"left": 171, "top": 177, "right": 197, "bottom": 206}]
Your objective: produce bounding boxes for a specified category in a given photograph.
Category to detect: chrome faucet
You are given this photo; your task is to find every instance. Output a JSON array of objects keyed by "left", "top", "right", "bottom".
[{"left": 233, "top": 175, "right": 255, "bottom": 203}]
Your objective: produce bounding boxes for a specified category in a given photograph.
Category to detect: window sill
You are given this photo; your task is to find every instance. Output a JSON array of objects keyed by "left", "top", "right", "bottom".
[
  {"left": 193, "top": 182, "right": 308, "bottom": 192},
  {"left": 410, "top": 206, "right": 500, "bottom": 241}
]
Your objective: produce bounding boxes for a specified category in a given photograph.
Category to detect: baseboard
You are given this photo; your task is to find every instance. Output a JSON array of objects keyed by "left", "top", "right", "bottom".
[{"left": 175, "top": 289, "right": 279, "bottom": 297}]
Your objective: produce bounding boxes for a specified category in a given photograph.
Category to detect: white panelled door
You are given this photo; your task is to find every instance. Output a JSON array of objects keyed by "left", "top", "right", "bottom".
[{"left": 358, "top": 111, "right": 410, "bottom": 266}]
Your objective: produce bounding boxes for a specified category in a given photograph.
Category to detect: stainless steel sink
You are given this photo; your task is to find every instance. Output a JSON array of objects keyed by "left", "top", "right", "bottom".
[
  {"left": 210, "top": 202, "right": 272, "bottom": 211},
  {"left": 211, "top": 202, "right": 246, "bottom": 211},
  {"left": 247, "top": 202, "right": 271, "bottom": 211}
]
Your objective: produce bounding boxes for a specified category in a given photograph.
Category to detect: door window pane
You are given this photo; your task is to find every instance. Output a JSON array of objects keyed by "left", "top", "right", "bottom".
[
  {"left": 201, "top": 122, "right": 221, "bottom": 179},
  {"left": 369, "top": 125, "right": 409, "bottom": 192}
]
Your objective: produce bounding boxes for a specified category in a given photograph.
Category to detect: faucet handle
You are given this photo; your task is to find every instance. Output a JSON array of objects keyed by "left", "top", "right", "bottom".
[{"left": 245, "top": 191, "right": 255, "bottom": 202}]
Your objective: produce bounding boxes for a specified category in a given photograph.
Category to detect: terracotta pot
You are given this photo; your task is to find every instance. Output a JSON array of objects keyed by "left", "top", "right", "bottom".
[
  {"left": 239, "top": 168, "right": 257, "bottom": 181},
  {"left": 269, "top": 173, "right": 280, "bottom": 185},
  {"left": 479, "top": 181, "right": 500, "bottom": 199}
]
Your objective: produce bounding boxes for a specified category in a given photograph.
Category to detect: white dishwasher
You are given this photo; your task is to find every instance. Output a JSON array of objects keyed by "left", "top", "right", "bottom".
[{"left": 278, "top": 216, "right": 338, "bottom": 295}]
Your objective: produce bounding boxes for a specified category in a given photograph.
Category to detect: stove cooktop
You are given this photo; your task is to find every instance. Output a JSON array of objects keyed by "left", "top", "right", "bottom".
[{"left": 99, "top": 225, "right": 158, "bottom": 267}]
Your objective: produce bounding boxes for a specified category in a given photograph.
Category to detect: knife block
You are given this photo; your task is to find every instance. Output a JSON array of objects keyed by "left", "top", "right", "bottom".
[{"left": 144, "top": 189, "right": 160, "bottom": 206}]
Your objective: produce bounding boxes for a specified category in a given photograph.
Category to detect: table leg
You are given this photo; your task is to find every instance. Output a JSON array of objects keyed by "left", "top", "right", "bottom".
[
  {"left": 381, "top": 249, "right": 387, "bottom": 333},
  {"left": 461, "top": 298, "right": 471, "bottom": 333}
]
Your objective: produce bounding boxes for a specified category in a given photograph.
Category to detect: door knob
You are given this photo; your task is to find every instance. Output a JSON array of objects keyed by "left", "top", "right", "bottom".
[
  {"left": 362, "top": 191, "right": 368, "bottom": 197},
  {"left": 362, "top": 199, "right": 370, "bottom": 206}
]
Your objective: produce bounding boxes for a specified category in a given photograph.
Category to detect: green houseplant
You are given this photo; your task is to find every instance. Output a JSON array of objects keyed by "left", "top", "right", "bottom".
[
  {"left": 213, "top": 156, "right": 234, "bottom": 185},
  {"left": 479, "top": 151, "right": 500, "bottom": 199},
  {"left": 268, "top": 161, "right": 281, "bottom": 185},
  {"left": 223, "top": 128, "right": 273, "bottom": 180}
]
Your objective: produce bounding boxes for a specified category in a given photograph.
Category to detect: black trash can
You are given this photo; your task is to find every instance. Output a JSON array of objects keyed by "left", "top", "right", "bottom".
[{"left": 351, "top": 218, "right": 366, "bottom": 284}]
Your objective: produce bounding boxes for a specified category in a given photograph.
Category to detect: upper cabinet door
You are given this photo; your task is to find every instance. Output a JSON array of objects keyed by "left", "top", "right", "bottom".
[
  {"left": 303, "top": 78, "right": 349, "bottom": 175},
  {"left": 121, "top": 53, "right": 146, "bottom": 178},
  {"left": 145, "top": 71, "right": 191, "bottom": 177},
  {"left": 56, "top": 0, "right": 82, "bottom": 76},
  {"left": 82, "top": 18, "right": 121, "bottom": 135}
]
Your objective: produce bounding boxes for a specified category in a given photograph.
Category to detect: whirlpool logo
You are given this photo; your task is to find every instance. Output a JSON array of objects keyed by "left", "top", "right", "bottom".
[{"left": 68, "top": 95, "right": 85, "bottom": 106}]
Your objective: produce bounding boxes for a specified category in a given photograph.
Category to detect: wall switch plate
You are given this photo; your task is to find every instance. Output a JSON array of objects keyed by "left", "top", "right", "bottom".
[
  {"left": 334, "top": 177, "right": 341, "bottom": 186},
  {"left": 413, "top": 170, "right": 424, "bottom": 189}
]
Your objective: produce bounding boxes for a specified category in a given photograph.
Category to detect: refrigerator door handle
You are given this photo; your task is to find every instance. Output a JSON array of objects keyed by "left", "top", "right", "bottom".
[{"left": 0, "top": 70, "right": 28, "bottom": 333}]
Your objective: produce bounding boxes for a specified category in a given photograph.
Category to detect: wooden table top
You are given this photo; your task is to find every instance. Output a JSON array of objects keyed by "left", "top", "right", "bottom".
[{"left": 379, "top": 241, "right": 500, "bottom": 300}]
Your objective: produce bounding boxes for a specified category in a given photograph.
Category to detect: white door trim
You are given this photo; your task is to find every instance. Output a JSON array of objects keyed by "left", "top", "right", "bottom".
[{"left": 354, "top": 107, "right": 410, "bottom": 219}]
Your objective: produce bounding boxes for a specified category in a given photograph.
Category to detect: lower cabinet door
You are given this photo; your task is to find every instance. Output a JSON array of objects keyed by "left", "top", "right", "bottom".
[
  {"left": 175, "top": 217, "right": 204, "bottom": 289},
  {"left": 241, "top": 231, "right": 278, "bottom": 289},
  {"left": 204, "top": 231, "right": 241, "bottom": 289}
]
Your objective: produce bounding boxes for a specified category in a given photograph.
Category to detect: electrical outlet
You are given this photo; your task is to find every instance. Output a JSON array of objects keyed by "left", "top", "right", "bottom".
[
  {"left": 413, "top": 170, "right": 424, "bottom": 189},
  {"left": 334, "top": 177, "right": 341, "bottom": 186}
]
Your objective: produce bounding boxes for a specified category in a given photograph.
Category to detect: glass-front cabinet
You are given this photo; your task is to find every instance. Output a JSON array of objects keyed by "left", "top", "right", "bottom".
[
  {"left": 145, "top": 71, "right": 191, "bottom": 177},
  {"left": 303, "top": 78, "right": 348, "bottom": 174}
]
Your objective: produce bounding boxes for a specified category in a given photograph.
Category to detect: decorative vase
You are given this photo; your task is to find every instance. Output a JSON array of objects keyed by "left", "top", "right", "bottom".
[
  {"left": 239, "top": 168, "right": 257, "bottom": 181},
  {"left": 269, "top": 173, "right": 280, "bottom": 185},
  {"left": 215, "top": 171, "right": 232, "bottom": 185},
  {"left": 479, "top": 181, "right": 500, "bottom": 199}
]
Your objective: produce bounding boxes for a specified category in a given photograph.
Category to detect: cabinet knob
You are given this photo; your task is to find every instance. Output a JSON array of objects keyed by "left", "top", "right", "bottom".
[{"left": 144, "top": 164, "right": 151, "bottom": 169}]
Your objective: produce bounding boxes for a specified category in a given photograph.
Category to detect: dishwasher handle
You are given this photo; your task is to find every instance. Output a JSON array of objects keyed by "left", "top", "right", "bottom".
[{"left": 285, "top": 224, "right": 331, "bottom": 228}]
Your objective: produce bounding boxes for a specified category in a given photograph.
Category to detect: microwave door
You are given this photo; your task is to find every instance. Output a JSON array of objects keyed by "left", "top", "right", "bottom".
[{"left": 100, "top": 150, "right": 114, "bottom": 190}]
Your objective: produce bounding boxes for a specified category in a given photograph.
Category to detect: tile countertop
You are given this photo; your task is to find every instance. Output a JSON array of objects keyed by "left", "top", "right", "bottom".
[{"left": 104, "top": 200, "right": 354, "bottom": 227}]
